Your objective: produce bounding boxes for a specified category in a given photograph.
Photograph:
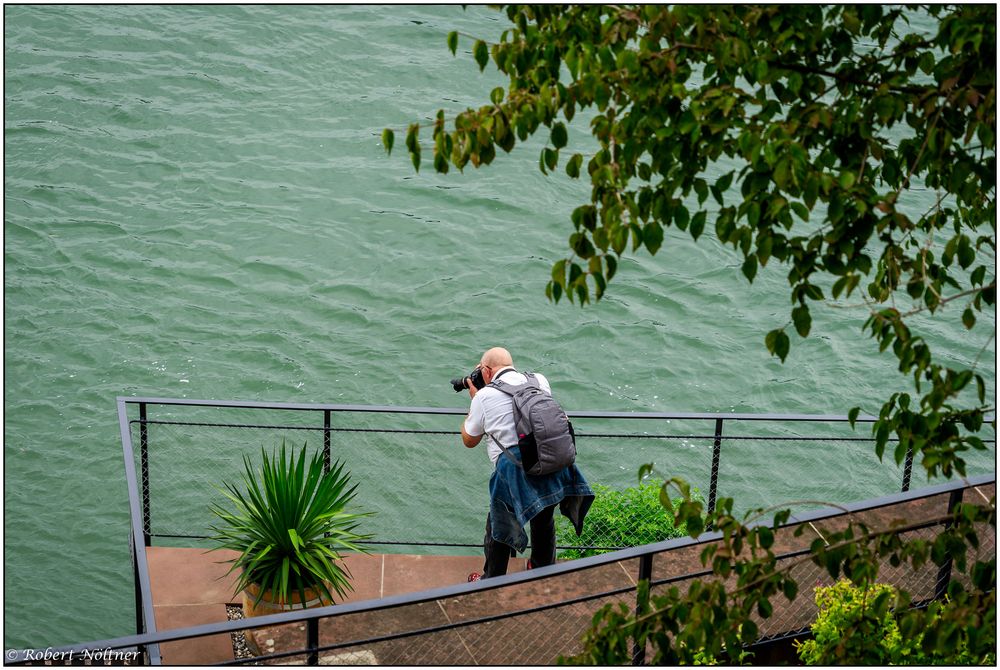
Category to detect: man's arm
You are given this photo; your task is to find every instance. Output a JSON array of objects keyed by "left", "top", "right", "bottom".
[
  {"left": 461, "top": 422, "right": 483, "bottom": 448},
  {"left": 462, "top": 383, "right": 484, "bottom": 448}
]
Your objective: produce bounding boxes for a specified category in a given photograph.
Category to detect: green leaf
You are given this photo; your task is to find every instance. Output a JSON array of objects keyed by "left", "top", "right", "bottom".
[
  {"left": 765, "top": 329, "right": 790, "bottom": 362},
  {"left": 434, "top": 152, "right": 448, "bottom": 174},
  {"left": 715, "top": 171, "right": 734, "bottom": 195},
  {"left": 551, "top": 122, "right": 568, "bottom": 149},
  {"left": 832, "top": 276, "right": 848, "bottom": 299},
  {"left": 957, "top": 236, "right": 975, "bottom": 269},
  {"left": 674, "top": 205, "right": 689, "bottom": 231},
  {"left": 848, "top": 406, "right": 860, "bottom": 428},
  {"left": 381, "top": 128, "right": 394, "bottom": 155},
  {"left": 447, "top": 31, "right": 458, "bottom": 56},
  {"left": 792, "top": 304, "right": 811, "bottom": 337},
  {"left": 875, "top": 422, "right": 889, "bottom": 461},
  {"left": 804, "top": 284, "right": 824, "bottom": 301},
  {"left": 405, "top": 122, "right": 419, "bottom": 153},
  {"left": 605, "top": 254, "right": 617, "bottom": 281},
  {"left": 544, "top": 147, "right": 558, "bottom": 172},
  {"left": 473, "top": 40, "right": 489, "bottom": 71},
  {"left": 566, "top": 153, "right": 583, "bottom": 179},
  {"left": 643, "top": 220, "right": 664, "bottom": 255},
  {"left": 552, "top": 259, "right": 568, "bottom": 288},
  {"left": 690, "top": 211, "right": 707, "bottom": 241},
  {"left": 548, "top": 280, "right": 563, "bottom": 303},
  {"left": 953, "top": 369, "right": 973, "bottom": 391},
  {"left": 918, "top": 51, "right": 935, "bottom": 74},
  {"left": 962, "top": 308, "right": 976, "bottom": 329},
  {"left": 659, "top": 483, "right": 674, "bottom": 514},
  {"left": 742, "top": 255, "right": 757, "bottom": 282},
  {"left": 405, "top": 123, "right": 421, "bottom": 173},
  {"left": 685, "top": 514, "right": 704, "bottom": 538},
  {"left": 765, "top": 329, "right": 779, "bottom": 355},
  {"left": 782, "top": 579, "right": 798, "bottom": 601},
  {"left": 791, "top": 201, "right": 810, "bottom": 222},
  {"left": 571, "top": 231, "right": 595, "bottom": 258}
]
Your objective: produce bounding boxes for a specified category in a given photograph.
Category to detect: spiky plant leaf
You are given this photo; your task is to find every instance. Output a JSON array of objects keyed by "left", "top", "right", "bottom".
[{"left": 208, "top": 440, "right": 373, "bottom": 610}]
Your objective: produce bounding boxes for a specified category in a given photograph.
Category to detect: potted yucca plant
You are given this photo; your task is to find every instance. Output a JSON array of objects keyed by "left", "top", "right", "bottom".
[{"left": 209, "top": 440, "right": 372, "bottom": 618}]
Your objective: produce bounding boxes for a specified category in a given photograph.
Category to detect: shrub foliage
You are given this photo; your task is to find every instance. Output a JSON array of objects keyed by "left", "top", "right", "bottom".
[
  {"left": 796, "top": 579, "right": 993, "bottom": 665},
  {"left": 556, "top": 480, "right": 694, "bottom": 559}
]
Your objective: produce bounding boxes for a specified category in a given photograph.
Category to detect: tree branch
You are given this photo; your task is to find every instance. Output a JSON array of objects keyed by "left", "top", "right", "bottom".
[
  {"left": 772, "top": 60, "right": 929, "bottom": 96},
  {"left": 897, "top": 281, "right": 997, "bottom": 318}
]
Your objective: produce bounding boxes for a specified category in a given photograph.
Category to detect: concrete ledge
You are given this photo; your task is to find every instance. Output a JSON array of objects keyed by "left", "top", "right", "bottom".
[{"left": 154, "top": 603, "right": 239, "bottom": 664}]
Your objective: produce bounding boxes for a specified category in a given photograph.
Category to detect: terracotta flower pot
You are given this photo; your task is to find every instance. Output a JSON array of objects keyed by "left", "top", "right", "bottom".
[{"left": 242, "top": 581, "right": 333, "bottom": 620}]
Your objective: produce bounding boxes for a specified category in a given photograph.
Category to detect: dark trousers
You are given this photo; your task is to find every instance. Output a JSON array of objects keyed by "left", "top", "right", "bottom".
[{"left": 483, "top": 503, "right": 558, "bottom": 578}]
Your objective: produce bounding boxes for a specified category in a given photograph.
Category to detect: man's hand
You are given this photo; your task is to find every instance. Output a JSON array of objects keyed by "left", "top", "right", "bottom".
[{"left": 467, "top": 381, "right": 477, "bottom": 400}]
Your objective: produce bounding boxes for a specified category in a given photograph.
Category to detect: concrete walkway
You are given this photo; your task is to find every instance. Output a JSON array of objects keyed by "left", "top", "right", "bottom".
[{"left": 146, "top": 547, "right": 536, "bottom": 664}]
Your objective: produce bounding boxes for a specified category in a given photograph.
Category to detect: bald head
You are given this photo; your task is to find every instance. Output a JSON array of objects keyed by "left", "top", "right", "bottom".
[{"left": 480, "top": 347, "right": 513, "bottom": 369}]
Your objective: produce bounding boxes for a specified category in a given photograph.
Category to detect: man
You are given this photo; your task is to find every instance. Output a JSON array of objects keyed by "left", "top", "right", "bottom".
[{"left": 461, "top": 347, "right": 594, "bottom": 581}]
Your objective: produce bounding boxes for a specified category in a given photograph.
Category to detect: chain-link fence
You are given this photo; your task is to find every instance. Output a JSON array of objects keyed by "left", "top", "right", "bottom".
[{"left": 123, "top": 399, "right": 986, "bottom": 556}]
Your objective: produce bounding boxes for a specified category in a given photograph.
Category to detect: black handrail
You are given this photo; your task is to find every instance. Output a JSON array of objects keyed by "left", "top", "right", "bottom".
[
  {"left": 115, "top": 399, "right": 161, "bottom": 664},
  {"left": 117, "top": 395, "right": 887, "bottom": 421}
]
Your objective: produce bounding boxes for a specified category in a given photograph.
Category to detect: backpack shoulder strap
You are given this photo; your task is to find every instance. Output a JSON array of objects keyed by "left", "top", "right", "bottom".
[
  {"left": 488, "top": 434, "right": 522, "bottom": 468},
  {"left": 484, "top": 369, "right": 541, "bottom": 470},
  {"left": 522, "top": 372, "right": 544, "bottom": 392},
  {"left": 488, "top": 378, "right": 516, "bottom": 396},
  {"left": 490, "top": 371, "right": 540, "bottom": 395}
]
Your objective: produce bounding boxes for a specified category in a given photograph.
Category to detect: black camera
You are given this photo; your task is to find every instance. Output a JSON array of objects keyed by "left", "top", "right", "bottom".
[{"left": 450, "top": 367, "right": 486, "bottom": 393}]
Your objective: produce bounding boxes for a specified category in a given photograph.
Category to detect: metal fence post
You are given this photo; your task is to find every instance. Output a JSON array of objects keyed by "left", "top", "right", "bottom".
[
  {"left": 139, "top": 402, "right": 151, "bottom": 546},
  {"left": 323, "top": 409, "right": 332, "bottom": 474},
  {"left": 307, "top": 617, "right": 319, "bottom": 665},
  {"left": 632, "top": 553, "right": 653, "bottom": 665},
  {"left": 934, "top": 487, "right": 965, "bottom": 601},
  {"left": 901, "top": 446, "right": 914, "bottom": 492},
  {"left": 706, "top": 418, "right": 724, "bottom": 522},
  {"left": 130, "top": 531, "right": 146, "bottom": 660}
]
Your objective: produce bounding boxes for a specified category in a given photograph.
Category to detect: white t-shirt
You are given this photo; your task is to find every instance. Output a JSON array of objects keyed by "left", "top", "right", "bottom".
[{"left": 464, "top": 368, "right": 552, "bottom": 466}]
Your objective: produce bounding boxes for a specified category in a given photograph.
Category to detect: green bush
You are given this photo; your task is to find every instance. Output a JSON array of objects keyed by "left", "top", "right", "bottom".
[
  {"left": 556, "top": 480, "right": 696, "bottom": 559},
  {"left": 796, "top": 579, "right": 992, "bottom": 665}
]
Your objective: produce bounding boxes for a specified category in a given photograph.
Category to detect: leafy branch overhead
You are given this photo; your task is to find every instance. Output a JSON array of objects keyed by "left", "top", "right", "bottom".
[{"left": 385, "top": 4, "right": 995, "bottom": 482}]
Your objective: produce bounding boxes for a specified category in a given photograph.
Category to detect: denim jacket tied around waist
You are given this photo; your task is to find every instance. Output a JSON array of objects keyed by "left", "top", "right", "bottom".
[{"left": 488, "top": 446, "right": 595, "bottom": 553}]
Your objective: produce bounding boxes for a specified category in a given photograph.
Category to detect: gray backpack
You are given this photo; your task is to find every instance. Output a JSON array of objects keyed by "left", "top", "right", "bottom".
[{"left": 487, "top": 372, "right": 576, "bottom": 475}]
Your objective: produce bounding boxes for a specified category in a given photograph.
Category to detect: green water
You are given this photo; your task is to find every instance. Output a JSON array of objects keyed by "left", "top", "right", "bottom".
[{"left": 4, "top": 5, "right": 994, "bottom": 649}]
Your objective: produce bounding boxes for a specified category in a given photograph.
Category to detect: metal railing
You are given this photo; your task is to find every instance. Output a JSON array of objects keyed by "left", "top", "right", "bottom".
[
  {"left": 6, "top": 397, "right": 993, "bottom": 665},
  {"left": 115, "top": 397, "right": 971, "bottom": 553},
  {"left": 6, "top": 472, "right": 994, "bottom": 665}
]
